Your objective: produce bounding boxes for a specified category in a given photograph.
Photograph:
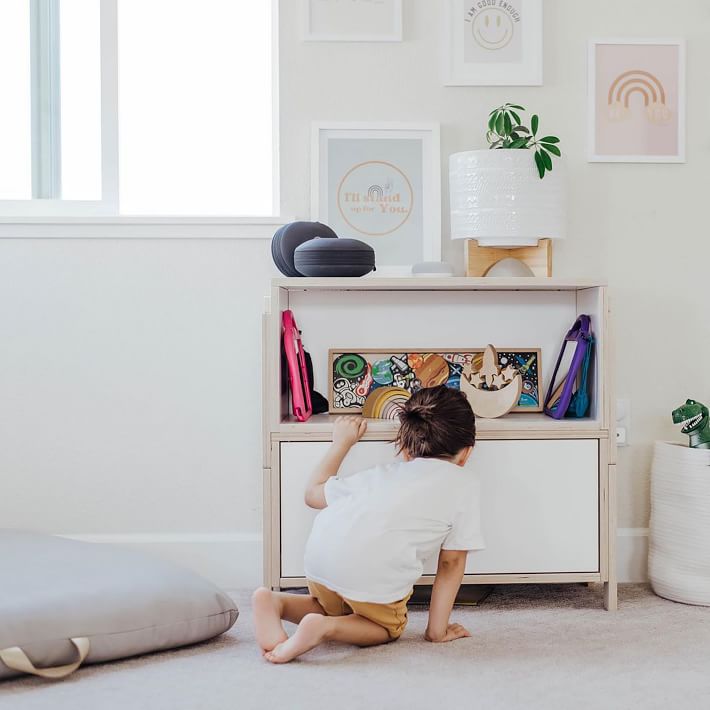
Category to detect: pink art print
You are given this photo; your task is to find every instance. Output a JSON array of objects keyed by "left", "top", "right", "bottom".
[{"left": 593, "top": 42, "right": 682, "bottom": 159}]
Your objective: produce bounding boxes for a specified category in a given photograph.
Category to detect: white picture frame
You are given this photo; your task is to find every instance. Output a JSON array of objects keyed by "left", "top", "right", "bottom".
[
  {"left": 303, "top": 0, "right": 403, "bottom": 42},
  {"left": 311, "top": 122, "right": 441, "bottom": 274},
  {"left": 446, "top": 0, "right": 543, "bottom": 86},
  {"left": 588, "top": 38, "right": 686, "bottom": 163}
]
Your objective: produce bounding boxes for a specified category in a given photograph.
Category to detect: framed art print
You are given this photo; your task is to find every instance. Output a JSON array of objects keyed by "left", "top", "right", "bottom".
[
  {"left": 446, "top": 0, "right": 543, "bottom": 86},
  {"left": 311, "top": 123, "right": 441, "bottom": 273},
  {"left": 588, "top": 39, "right": 686, "bottom": 163},
  {"left": 304, "top": 0, "right": 403, "bottom": 42},
  {"left": 328, "top": 348, "right": 542, "bottom": 414}
]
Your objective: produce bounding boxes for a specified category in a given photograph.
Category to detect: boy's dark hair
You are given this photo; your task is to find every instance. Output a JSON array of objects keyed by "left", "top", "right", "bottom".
[{"left": 394, "top": 385, "right": 476, "bottom": 459}]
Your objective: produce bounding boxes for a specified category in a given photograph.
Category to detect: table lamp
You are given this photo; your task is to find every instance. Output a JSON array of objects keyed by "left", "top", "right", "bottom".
[{"left": 449, "top": 149, "right": 566, "bottom": 277}]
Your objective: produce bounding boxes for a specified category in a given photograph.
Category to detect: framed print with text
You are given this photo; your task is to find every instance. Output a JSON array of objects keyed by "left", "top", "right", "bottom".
[
  {"left": 304, "top": 0, "right": 403, "bottom": 42},
  {"left": 311, "top": 123, "right": 441, "bottom": 273},
  {"left": 588, "top": 39, "right": 686, "bottom": 163},
  {"left": 446, "top": 0, "right": 543, "bottom": 86}
]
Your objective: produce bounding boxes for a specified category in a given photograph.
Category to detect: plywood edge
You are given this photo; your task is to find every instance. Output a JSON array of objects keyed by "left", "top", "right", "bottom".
[
  {"left": 271, "top": 277, "right": 608, "bottom": 291},
  {"left": 278, "top": 573, "right": 603, "bottom": 589},
  {"left": 604, "top": 463, "right": 618, "bottom": 610},
  {"left": 271, "top": 429, "right": 610, "bottom": 443},
  {"left": 268, "top": 446, "right": 281, "bottom": 590},
  {"left": 262, "top": 467, "right": 272, "bottom": 588}
]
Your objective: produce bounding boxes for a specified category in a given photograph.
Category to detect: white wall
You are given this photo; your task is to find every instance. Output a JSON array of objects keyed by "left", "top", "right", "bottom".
[
  {"left": 0, "top": 237, "right": 277, "bottom": 586},
  {"left": 279, "top": 0, "right": 710, "bottom": 578},
  {"left": 1, "top": 0, "right": 708, "bottom": 586}
]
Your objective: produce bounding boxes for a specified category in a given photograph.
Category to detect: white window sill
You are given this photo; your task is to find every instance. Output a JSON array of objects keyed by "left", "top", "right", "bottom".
[{"left": 0, "top": 215, "right": 295, "bottom": 239}]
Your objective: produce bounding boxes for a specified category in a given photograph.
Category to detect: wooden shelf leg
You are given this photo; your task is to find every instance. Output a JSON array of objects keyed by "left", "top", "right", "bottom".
[
  {"left": 604, "top": 463, "right": 618, "bottom": 611},
  {"left": 603, "top": 580, "right": 618, "bottom": 611}
]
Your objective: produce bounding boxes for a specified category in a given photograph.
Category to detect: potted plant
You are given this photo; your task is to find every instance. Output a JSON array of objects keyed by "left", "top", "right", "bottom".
[
  {"left": 486, "top": 103, "right": 561, "bottom": 179},
  {"left": 450, "top": 103, "right": 566, "bottom": 250}
]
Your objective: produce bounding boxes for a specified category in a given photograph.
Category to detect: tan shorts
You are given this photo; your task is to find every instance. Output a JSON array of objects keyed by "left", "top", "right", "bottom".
[{"left": 307, "top": 580, "right": 412, "bottom": 640}]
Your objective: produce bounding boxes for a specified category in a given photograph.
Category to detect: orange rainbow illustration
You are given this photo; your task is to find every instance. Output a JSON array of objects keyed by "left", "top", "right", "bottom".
[{"left": 607, "top": 69, "right": 672, "bottom": 125}]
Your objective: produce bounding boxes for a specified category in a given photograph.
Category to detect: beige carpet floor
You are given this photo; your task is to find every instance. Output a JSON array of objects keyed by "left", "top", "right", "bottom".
[{"left": 2, "top": 584, "right": 709, "bottom": 710}]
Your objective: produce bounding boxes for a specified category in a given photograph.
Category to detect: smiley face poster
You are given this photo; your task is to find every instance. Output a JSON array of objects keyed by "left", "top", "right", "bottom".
[
  {"left": 463, "top": 1, "right": 523, "bottom": 64},
  {"left": 447, "top": 0, "right": 542, "bottom": 86}
]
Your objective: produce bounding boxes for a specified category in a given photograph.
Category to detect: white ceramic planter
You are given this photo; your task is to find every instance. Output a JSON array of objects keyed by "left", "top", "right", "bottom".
[
  {"left": 649, "top": 441, "right": 710, "bottom": 606},
  {"left": 449, "top": 149, "right": 566, "bottom": 247}
]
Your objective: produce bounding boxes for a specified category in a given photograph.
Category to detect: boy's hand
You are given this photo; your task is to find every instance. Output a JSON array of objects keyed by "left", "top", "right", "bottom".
[
  {"left": 332, "top": 416, "right": 367, "bottom": 449},
  {"left": 424, "top": 623, "right": 471, "bottom": 643}
]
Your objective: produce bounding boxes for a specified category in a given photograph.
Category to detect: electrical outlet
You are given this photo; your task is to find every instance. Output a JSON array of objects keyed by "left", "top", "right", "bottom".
[{"left": 616, "top": 398, "right": 630, "bottom": 447}]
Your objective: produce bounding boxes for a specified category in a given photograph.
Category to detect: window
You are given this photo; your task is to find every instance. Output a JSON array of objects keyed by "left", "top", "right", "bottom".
[
  {"left": 0, "top": 1, "right": 33, "bottom": 200},
  {"left": 0, "top": 0, "right": 275, "bottom": 218}
]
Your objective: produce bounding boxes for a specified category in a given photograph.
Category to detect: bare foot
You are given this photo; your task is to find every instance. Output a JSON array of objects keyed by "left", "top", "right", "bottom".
[
  {"left": 252, "top": 587, "right": 288, "bottom": 653},
  {"left": 264, "top": 613, "right": 330, "bottom": 664}
]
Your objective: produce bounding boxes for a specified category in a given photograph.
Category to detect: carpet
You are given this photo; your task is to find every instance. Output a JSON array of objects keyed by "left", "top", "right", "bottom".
[{"left": 2, "top": 584, "right": 709, "bottom": 710}]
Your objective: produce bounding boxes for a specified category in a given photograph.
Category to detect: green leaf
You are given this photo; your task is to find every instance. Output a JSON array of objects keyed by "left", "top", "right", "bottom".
[
  {"left": 540, "top": 136, "right": 559, "bottom": 144},
  {"left": 488, "top": 113, "right": 498, "bottom": 132},
  {"left": 496, "top": 112, "right": 505, "bottom": 136},
  {"left": 531, "top": 114, "right": 539, "bottom": 136},
  {"left": 541, "top": 143, "right": 561, "bottom": 157},
  {"left": 509, "top": 104, "right": 525, "bottom": 110},
  {"left": 514, "top": 125, "right": 530, "bottom": 134},
  {"left": 540, "top": 148, "right": 552, "bottom": 170},
  {"left": 503, "top": 112, "right": 512, "bottom": 136},
  {"left": 510, "top": 110, "right": 521, "bottom": 125},
  {"left": 534, "top": 150, "right": 545, "bottom": 179},
  {"left": 509, "top": 137, "right": 528, "bottom": 149}
]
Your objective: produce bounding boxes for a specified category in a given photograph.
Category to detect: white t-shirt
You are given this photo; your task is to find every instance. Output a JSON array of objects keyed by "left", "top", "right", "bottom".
[{"left": 303, "top": 457, "right": 485, "bottom": 604}]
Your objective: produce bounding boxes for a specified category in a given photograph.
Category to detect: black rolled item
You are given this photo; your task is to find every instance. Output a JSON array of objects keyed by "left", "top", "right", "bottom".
[
  {"left": 294, "top": 237, "right": 376, "bottom": 277},
  {"left": 271, "top": 221, "right": 338, "bottom": 276}
]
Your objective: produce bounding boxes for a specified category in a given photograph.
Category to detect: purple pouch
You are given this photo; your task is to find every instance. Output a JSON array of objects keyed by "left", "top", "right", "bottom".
[{"left": 543, "top": 315, "right": 593, "bottom": 420}]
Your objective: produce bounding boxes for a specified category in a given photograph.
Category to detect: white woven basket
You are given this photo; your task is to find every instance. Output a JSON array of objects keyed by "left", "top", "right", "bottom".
[{"left": 649, "top": 441, "right": 710, "bottom": 605}]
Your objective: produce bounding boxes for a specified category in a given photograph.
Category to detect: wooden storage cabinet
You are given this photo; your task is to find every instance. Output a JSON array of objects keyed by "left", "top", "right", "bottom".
[
  {"left": 279, "top": 439, "right": 599, "bottom": 580},
  {"left": 263, "top": 278, "right": 617, "bottom": 609}
]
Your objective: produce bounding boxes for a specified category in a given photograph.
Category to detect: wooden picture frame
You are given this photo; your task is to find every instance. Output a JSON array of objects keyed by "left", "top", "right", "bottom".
[{"left": 328, "top": 348, "right": 542, "bottom": 414}]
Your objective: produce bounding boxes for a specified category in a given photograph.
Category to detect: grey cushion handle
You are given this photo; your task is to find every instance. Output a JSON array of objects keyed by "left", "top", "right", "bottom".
[{"left": 0, "top": 637, "right": 90, "bottom": 679}]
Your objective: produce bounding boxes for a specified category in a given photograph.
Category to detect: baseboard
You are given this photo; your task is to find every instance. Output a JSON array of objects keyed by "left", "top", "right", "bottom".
[
  {"left": 617, "top": 528, "right": 649, "bottom": 583},
  {"left": 57, "top": 528, "right": 649, "bottom": 589},
  {"left": 58, "top": 532, "right": 262, "bottom": 589}
]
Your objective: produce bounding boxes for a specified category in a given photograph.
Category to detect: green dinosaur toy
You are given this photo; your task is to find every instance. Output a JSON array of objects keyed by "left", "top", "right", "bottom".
[{"left": 672, "top": 399, "right": 710, "bottom": 449}]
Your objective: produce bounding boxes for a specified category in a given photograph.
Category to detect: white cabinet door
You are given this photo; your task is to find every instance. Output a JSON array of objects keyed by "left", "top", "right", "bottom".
[
  {"left": 280, "top": 441, "right": 398, "bottom": 578},
  {"left": 279, "top": 439, "right": 599, "bottom": 580}
]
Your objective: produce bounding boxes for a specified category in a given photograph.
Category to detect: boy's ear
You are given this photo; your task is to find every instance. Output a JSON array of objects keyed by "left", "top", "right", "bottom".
[{"left": 455, "top": 446, "right": 473, "bottom": 467}]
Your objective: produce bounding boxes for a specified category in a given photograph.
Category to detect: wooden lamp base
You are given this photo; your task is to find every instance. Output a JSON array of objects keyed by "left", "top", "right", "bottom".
[{"left": 465, "top": 239, "right": 552, "bottom": 277}]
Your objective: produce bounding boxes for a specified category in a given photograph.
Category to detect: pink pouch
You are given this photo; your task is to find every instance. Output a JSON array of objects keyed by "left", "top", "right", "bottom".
[{"left": 282, "top": 310, "right": 312, "bottom": 422}]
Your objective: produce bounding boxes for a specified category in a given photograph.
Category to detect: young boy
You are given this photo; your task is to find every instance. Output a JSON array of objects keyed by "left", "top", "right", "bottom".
[{"left": 253, "top": 385, "right": 483, "bottom": 663}]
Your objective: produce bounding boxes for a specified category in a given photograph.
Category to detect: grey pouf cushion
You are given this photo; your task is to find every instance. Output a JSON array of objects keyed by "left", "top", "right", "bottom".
[{"left": 0, "top": 531, "right": 238, "bottom": 680}]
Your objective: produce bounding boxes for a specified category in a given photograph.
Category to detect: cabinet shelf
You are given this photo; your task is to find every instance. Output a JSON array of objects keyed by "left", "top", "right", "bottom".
[
  {"left": 277, "top": 412, "right": 608, "bottom": 439},
  {"left": 273, "top": 276, "right": 607, "bottom": 292}
]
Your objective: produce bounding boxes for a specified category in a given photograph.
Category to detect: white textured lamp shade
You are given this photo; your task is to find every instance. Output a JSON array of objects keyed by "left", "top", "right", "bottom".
[{"left": 450, "top": 149, "right": 566, "bottom": 247}]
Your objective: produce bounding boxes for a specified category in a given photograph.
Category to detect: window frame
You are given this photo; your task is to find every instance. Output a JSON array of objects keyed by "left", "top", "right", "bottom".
[{"left": 0, "top": 0, "right": 282, "bottom": 230}]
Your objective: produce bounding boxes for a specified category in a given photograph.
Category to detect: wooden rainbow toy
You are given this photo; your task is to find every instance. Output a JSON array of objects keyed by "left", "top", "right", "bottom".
[{"left": 362, "top": 386, "right": 412, "bottom": 420}]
